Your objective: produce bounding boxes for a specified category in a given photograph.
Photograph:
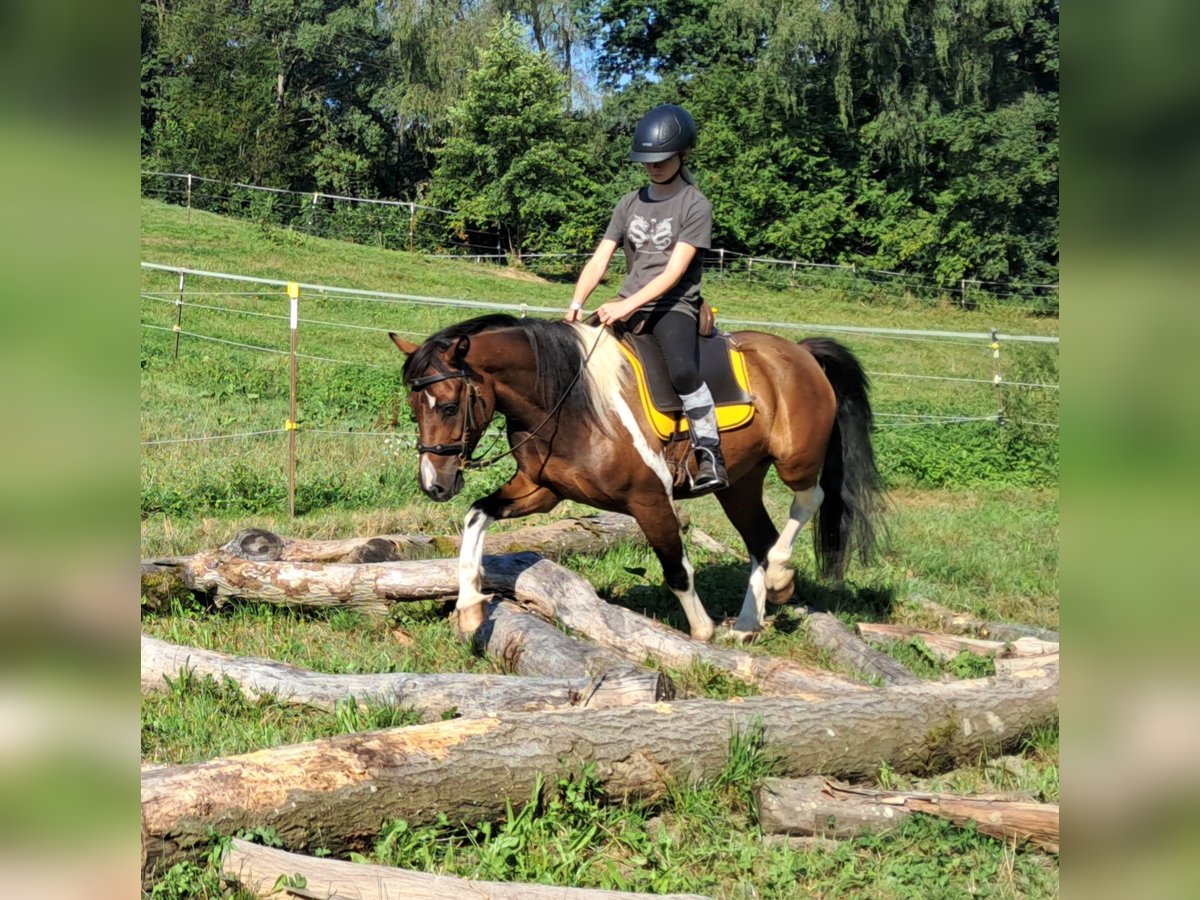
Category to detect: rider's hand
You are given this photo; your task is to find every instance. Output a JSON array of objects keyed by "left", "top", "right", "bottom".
[
  {"left": 595, "top": 298, "right": 637, "bottom": 326},
  {"left": 563, "top": 302, "right": 584, "bottom": 323}
]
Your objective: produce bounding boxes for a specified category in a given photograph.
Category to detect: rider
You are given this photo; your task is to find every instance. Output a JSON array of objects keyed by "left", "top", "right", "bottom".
[{"left": 564, "top": 103, "right": 728, "bottom": 494}]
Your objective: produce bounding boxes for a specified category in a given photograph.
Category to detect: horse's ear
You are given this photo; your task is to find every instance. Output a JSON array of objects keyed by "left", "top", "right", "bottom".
[
  {"left": 389, "top": 332, "right": 420, "bottom": 356},
  {"left": 452, "top": 335, "right": 471, "bottom": 362}
]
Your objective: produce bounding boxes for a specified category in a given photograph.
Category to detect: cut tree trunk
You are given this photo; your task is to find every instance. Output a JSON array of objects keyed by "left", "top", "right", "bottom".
[
  {"left": 856, "top": 623, "right": 1058, "bottom": 661},
  {"left": 141, "top": 664, "right": 1058, "bottom": 868},
  {"left": 914, "top": 598, "right": 1060, "bottom": 644},
  {"left": 219, "top": 513, "right": 675, "bottom": 565},
  {"left": 140, "top": 552, "right": 866, "bottom": 697},
  {"left": 141, "top": 634, "right": 661, "bottom": 718},
  {"left": 994, "top": 653, "right": 1060, "bottom": 676},
  {"left": 756, "top": 777, "right": 1059, "bottom": 853},
  {"left": 799, "top": 611, "right": 920, "bottom": 685},
  {"left": 222, "top": 838, "right": 711, "bottom": 900},
  {"left": 477, "top": 600, "right": 673, "bottom": 701}
]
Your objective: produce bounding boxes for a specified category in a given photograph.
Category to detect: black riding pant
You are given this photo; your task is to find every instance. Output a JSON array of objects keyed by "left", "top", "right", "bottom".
[{"left": 627, "top": 307, "right": 702, "bottom": 396}]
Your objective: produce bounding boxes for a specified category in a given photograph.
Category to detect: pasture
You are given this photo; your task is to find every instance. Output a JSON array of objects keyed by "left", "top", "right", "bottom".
[{"left": 140, "top": 198, "right": 1059, "bottom": 898}]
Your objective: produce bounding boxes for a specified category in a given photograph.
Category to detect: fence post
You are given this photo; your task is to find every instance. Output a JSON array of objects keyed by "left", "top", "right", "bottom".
[
  {"left": 718, "top": 248, "right": 725, "bottom": 276},
  {"left": 286, "top": 282, "right": 300, "bottom": 518},
  {"left": 172, "top": 271, "right": 186, "bottom": 359},
  {"left": 185, "top": 174, "right": 193, "bottom": 226},
  {"left": 408, "top": 202, "right": 415, "bottom": 253},
  {"left": 990, "top": 327, "right": 1004, "bottom": 427}
]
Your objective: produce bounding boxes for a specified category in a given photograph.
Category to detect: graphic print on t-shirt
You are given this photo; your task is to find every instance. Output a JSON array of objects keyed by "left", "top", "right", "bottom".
[{"left": 629, "top": 214, "right": 674, "bottom": 253}]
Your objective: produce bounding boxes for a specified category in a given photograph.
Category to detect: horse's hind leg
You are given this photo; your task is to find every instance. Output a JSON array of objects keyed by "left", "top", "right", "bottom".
[
  {"left": 762, "top": 483, "right": 824, "bottom": 605},
  {"left": 714, "top": 464, "right": 781, "bottom": 640}
]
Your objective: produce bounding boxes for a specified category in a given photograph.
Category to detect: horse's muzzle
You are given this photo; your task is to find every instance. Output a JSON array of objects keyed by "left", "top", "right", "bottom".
[{"left": 422, "top": 469, "right": 465, "bottom": 502}]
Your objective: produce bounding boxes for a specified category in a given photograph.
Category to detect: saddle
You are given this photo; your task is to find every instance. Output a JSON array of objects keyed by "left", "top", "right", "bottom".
[{"left": 615, "top": 329, "right": 754, "bottom": 442}]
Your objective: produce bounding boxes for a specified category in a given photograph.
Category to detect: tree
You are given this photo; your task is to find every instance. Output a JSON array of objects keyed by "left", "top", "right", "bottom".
[{"left": 426, "top": 16, "right": 606, "bottom": 259}]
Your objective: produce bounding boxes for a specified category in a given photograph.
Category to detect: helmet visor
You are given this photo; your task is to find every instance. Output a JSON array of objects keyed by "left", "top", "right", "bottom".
[{"left": 630, "top": 149, "right": 680, "bottom": 163}]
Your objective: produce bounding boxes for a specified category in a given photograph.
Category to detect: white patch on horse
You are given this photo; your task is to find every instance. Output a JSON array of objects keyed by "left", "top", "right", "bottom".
[
  {"left": 611, "top": 392, "right": 673, "bottom": 498},
  {"left": 424, "top": 391, "right": 437, "bottom": 409},
  {"left": 457, "top": 506, "right": 494, "bottom": 610},
  {"left": 567, "top": 323, "right": 630, "bottom": 439},
  {"left": 734, "top": 556, "right": 768, "bottom": 635},
  {"left": 419, "top": 455, "right": 438, "bottom": 493},
  {"left": 670, "top": 548, "right": 713, "bottom": 640}
]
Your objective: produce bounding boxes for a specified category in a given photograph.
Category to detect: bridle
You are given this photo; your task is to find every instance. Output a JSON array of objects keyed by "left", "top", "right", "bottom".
[
  {"left": 407, "top": 368, "right": 490, "bottom": 466},
  {"left": 407, "top": 325, "right": 607, "bottom": 472}
]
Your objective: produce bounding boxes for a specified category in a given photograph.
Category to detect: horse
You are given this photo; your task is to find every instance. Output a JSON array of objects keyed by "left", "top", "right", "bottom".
[{"left": 388, "top": 314, "right": 883, "bottom": 643}]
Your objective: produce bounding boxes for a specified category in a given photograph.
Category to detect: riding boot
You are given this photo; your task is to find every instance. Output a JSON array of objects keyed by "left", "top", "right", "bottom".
[
  {"left": 680, "top": 384, "right": 729, "bottom": 494},
  {"left": 690, "top": 438, "right": 729, "bottom": 494}
]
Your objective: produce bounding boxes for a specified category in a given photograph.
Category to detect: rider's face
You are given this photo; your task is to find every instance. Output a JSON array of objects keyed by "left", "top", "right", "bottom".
[{"left": 643, "top": 154, "right": 682, "bottom": 184}]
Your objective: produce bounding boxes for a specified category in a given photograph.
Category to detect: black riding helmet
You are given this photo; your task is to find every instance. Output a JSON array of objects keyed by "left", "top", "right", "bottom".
[{"left": 630, "top": 104, "right": 697, "bottom": 162}]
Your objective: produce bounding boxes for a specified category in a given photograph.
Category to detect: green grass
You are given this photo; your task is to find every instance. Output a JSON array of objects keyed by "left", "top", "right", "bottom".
[{"left": 140, "top": 199, "right": 1058, "bottom": 897}]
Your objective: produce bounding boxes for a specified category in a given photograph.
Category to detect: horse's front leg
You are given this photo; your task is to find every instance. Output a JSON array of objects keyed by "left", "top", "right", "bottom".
[
  {"left": 453, "top": 473, "right": 560, "bottom": 639},
  {"left": 628, "top": 499, "right": 715, "bottom": 642}
]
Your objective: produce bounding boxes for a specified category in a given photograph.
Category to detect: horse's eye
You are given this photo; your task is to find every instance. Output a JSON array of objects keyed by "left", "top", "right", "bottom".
[{"left": 441, "top": 403, "right": 459, "bottom": 417}]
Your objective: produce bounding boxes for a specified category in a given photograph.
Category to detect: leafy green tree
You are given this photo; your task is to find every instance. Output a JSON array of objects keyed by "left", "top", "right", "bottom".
[{"left": 426, "top": 16, "right": 606, "bottom": 258}]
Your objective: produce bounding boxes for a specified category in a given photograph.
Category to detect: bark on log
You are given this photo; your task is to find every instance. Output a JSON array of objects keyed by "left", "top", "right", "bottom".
[
  {"left": 141, "top": 665, "right": 1057, "bottom": 867},
  {"left": 800, "top": 611, "right": 921, "bottom": 685},
  {"left": 914, "top": 598, "right": 1060, "bottom": 644},
  {"left": 141, "top": 634, "right": 661, "bottom": 718},
  {"left": 756, "top": 777, "right": 1059, "bottom": 853},
  {"left": 856, "top": 623, "right": 1058, "bottom": 661},
  {"left": 141, "top": 552, "right": 865, "bottom": 697},
  {"left": 222, "top": 838, "right": 711, "bottom": 900},
  {"left": 477, "top": 601, "right": 673, "bottom": 702}
]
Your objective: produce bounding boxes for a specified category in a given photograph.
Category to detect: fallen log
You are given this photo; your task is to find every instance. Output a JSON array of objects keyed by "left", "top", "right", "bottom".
[
  {"left": 800, "top": 611, "right": 921, "bottom": 685},
  {"left": 481, "top": 555, "right": 871, "bottom": 697},
  {"left": 856, "top": 623, "right": 1058, "bottom": 661},
  {"left": 756, "top": 777, "right": 1059, "bottom": 853},
  {"left": 140, "top": 552, "right": 865, "bottom": 697},
  {"left": 478, "top": 600, "right": 673, "bottom": 701},
  {"left": 219, "top": 513, "right": 654, "bottom": 566},
  {"left": 914, "top": 598, "right": 1060, "bottom": 644},
  {"left": 141, "top": 664, "right": 1058, "bottom": 867},
  {"left": 222, "top": 838, "right": 711, "bottom": 900},
  {"left": 994, "top": 653, "right": 1060, "bottom": 676},
  {"left": 141, "top": 633, "right": 661, "bottom": 718}
]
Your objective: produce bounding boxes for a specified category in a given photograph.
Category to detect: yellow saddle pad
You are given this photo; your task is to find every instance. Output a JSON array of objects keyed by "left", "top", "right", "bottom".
[{"left": 616, "top": 338, "right": 755, "bottom": 441}]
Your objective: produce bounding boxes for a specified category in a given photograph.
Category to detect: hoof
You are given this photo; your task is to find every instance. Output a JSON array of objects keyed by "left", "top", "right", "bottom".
[
  {"left": 451, "top": 603, "right": 486, "bottom": 641},
  {"left": 766, "top": 580, "right": 796, "bottom": 606},
  {"left": 728, "top": 627, "right": 762, "bottom": 645},
  {"left": 717, "top": 618, "right": 762, "bottom": 645},
  {"left": 689, "top": 621, "right": 716, "bottom": 643}
]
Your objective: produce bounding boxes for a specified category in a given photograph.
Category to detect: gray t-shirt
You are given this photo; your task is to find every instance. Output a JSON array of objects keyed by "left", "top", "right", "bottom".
[{"left": 603, "top": 184, "right": 712, "bottom": 317}]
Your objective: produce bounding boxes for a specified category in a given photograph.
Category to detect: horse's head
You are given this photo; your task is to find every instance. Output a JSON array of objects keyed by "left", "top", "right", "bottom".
[{"left": 390, "top": 331, "right": 496, "bottom": 502}]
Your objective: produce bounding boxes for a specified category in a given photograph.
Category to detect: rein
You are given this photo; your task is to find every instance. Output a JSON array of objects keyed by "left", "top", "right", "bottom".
[{"left": 409, "top": 326, "right": 607, "bottom": 471}]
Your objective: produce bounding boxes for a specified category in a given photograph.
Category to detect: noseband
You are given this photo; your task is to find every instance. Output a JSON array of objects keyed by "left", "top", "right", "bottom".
[{"left": 407, "top": 368, "right": 492, "bottom": 464}]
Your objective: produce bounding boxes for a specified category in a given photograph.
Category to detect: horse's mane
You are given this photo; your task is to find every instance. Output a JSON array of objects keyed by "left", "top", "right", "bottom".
[{"left": 404, "top": 314, "right": 625, "bottom": 435}]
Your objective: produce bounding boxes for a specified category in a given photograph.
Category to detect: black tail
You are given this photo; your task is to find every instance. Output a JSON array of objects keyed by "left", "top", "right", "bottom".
[{"left": 801, "top": 338, "right": 886, "bottom": 580}]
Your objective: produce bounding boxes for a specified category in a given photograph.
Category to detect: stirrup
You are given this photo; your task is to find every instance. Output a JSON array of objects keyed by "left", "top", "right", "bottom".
[{"left": 690, "top": 445, "right": 729, "bottom": 494}]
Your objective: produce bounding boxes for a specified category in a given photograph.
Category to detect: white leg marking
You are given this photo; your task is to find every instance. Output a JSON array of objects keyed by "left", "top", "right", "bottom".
[
  {"left": 670, "top": 548, "right": 714, "bottom": 640},
  {"left": 457, "top": 506, "right": 494, "bottom": 610},
  {"left": 734, "top": 556, "right": 768, "bottom": 634},
  {"left": 611, "top": 393, "right": 673, "bottom": 497},
  {"left": 419, "top": 455, "right": 438, "bottom": 493},
  {"left": 765, "top": 485, "right": 823, "bottom": 594}
]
